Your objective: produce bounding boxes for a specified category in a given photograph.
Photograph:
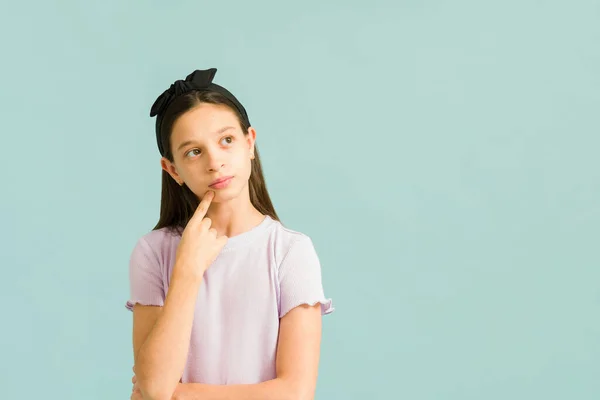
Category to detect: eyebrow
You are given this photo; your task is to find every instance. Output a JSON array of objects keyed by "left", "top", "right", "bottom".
[{"left": 176, "top": 126, "right": 236, "bottom": 152}]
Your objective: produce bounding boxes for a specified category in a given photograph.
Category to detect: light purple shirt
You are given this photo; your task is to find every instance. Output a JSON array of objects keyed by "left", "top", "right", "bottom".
[{"left": 126, "top": 215, "right": 334, "bottom": 384}]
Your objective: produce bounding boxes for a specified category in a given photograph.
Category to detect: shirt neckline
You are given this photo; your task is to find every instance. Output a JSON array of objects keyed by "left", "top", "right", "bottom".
[{"left": 221, "top": 215, "right": 275, "bottom": 251}]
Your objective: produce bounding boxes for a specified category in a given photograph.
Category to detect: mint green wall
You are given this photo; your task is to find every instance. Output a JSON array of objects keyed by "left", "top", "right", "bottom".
[{"left": 2, "top": 1, "right": 598, "bottom": 398}]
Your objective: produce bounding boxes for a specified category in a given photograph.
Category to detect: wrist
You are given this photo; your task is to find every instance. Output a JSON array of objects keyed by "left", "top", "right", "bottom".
[{"left": 172, "top": 261, "right": 205, "bottom": 284}]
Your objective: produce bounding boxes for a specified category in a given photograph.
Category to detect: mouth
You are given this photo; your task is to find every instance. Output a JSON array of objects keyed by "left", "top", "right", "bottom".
[{"left": 209, "top": 176, "right": 234, "bottom": 189}]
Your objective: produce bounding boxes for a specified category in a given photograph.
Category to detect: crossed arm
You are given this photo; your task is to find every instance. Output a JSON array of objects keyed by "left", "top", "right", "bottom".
[{"left": 131, "top": 302, "right": 323, "bottom": 400}]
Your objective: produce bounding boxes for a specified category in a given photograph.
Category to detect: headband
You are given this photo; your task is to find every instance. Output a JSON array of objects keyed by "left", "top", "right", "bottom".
[{"left": 149, "top": 68, "right": 251, "bottom": 156}]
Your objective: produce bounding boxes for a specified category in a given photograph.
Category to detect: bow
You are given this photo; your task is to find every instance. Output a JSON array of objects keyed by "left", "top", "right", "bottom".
[{"left": 149, "top": 68, "right": 218, "bottom": 117}]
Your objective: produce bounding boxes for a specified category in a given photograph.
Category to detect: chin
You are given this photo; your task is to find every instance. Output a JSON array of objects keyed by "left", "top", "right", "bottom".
[{"left": 210, "top": 190, "right": 236, "bottom": 203}]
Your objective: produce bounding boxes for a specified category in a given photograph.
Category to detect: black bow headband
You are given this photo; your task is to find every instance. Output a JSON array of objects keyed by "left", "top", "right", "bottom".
[{"left": 150, "top": 68, "right": 250, "bottom": 156}]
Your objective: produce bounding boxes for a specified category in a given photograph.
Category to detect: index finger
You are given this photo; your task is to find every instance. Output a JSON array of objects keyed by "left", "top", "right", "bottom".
[{"left": 192, "top": 190, "right": 215, "bottom": 221}]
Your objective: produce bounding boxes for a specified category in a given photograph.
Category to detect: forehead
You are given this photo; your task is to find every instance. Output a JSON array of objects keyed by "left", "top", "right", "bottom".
[{"left": 171, "top": 103, "right": 240, "bottom": 142}]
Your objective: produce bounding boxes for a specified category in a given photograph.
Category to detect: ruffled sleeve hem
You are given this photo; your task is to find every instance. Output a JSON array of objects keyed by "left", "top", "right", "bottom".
[
  {"left": 280, "top": 298, "right": 335, "bottom": 318},
  {"left": 125, "top": 297, "right": 165, "bottom": 312}
]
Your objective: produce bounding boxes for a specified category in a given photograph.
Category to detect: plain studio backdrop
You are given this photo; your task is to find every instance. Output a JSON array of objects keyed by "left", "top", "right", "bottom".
[{"left": 1, "top": 1, "right": 598, "bottom": 399}]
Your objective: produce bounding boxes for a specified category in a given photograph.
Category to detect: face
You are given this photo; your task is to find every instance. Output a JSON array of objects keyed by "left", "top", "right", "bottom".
[{"left": 161, "top": 103, "right": 256, "bottom": 202}]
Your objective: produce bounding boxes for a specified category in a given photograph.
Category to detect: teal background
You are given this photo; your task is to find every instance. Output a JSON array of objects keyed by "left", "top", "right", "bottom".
[{"left": 1, "top": 1, "right": 598, "bottom": 399}]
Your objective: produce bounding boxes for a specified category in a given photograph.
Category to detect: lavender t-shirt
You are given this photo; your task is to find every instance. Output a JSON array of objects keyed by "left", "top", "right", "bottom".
[{"left": 125, "top": 215, "right": 334, "bottom": 384}]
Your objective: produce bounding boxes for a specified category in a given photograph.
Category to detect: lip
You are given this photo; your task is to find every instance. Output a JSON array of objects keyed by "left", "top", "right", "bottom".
[{"left": 209, "top": 176, "right": 233, "bottom": 188}]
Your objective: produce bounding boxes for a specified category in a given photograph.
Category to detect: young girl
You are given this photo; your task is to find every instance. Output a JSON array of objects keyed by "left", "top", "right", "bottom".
[{"left": 126, "top": 68, "right": 334, "bottom": 400}]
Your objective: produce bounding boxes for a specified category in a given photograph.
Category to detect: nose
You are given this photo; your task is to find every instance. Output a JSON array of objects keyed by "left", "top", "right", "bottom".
[{"left": 205, "top": 150, "right": 225, "bottom": 172}]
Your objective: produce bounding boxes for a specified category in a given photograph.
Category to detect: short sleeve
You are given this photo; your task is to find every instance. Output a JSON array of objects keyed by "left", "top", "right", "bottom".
[
  {"left": 125, "top": 236, "right": 166, "bottom": 311},
  {"left": 278, "top": 235, "right": 334, "bottom": 318}
]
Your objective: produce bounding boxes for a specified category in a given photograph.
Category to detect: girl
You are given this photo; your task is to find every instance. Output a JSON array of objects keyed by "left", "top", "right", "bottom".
[{"left": 126, "top": 68, "right": 334, "bottom": 400}]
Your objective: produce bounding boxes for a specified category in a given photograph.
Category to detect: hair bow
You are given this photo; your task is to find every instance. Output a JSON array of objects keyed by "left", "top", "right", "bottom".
[{"left": 149, "top": 68, "right": 218, "bottom": 117}]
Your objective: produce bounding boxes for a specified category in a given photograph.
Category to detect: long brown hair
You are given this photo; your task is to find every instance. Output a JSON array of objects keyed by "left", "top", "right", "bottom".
[{"left": 152, "top": 90, "right": 279, "bottom": 234}]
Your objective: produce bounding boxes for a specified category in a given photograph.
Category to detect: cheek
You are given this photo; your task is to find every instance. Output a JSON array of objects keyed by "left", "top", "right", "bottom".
[
  {"left": 176, "top": 165, "right": 192, "bottom": 181},
  {"left": 233, "top": 150, "right": 252, "bottom": 174}
]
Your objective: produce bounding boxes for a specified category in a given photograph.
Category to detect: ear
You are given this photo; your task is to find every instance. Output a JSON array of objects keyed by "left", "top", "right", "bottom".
[
  {"left": 246, "top": 127, "right": 257, "bottom": 158},
  {"left": 160, "top": 157, "right": 184, "bottom": 186}
]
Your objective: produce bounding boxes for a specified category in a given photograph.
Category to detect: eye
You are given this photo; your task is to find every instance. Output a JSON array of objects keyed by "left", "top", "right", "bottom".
[
  {"left": 221, "top": 136, "right": 233, "bottom": 145},
  {"left": 184, "top": 148, "right": 201, "bottom": 158}
]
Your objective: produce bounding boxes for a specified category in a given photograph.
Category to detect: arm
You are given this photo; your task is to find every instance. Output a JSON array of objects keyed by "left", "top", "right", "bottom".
[
  {"left": 133, "top": 191, "right": 225, "bottom": 400},
  {"left": 132, "top": 304, "right": 162, "bottom": 368},
  {"left": 172, "top": 303, "right": 322, "bottom": 400},
  {"left": 134, "top": 271, "right": 202, "bottom": 400}
]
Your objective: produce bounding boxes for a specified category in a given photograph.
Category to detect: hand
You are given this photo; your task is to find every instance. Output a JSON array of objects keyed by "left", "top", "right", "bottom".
[{"left": 174, "top": 190, "right": 228, "bottom": 280}]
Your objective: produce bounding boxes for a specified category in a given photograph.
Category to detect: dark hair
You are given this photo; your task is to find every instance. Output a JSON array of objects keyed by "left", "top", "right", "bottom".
[{"left": 153, "top": 90, "right": 279, "bottom": 233}]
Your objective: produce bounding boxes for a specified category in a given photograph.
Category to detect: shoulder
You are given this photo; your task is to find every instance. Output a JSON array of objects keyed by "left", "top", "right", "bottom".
[
  {"left": 268, "top": 219, "right": 318, "bottom": 266},
  {"left": 130, "top": 226, "right": 181, "bottom": 266},
  {"left": 139, "top": 226, "right": 181, "bottom": 247},
  {"left": 271, "top": 219, "right": 311, "bottom": 243}
]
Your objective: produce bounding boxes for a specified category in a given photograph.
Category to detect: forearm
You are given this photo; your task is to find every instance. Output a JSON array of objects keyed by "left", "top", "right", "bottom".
[
  {"left": 136, "top": 269, "right": 201, "bottom": 400},
  {"left": 175, "top": 378, "right": 306, "bottom": 400}
]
